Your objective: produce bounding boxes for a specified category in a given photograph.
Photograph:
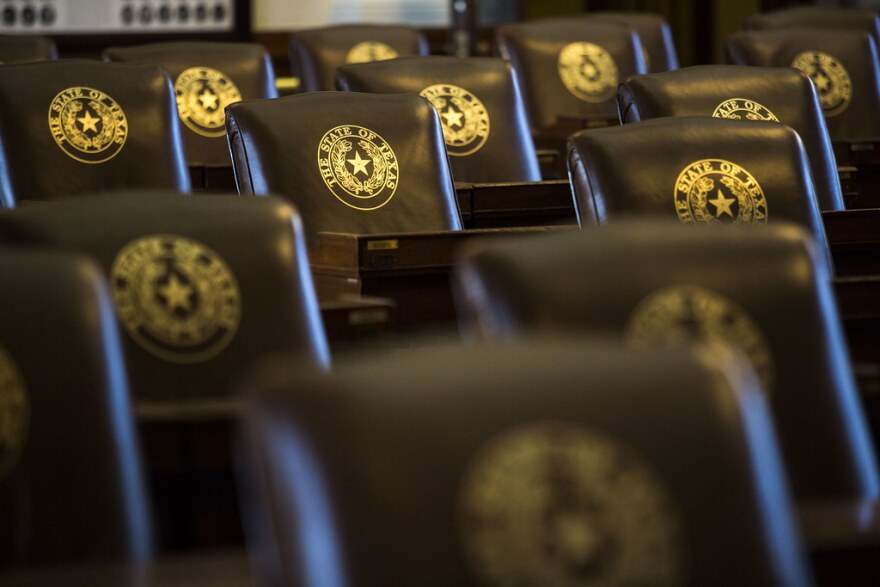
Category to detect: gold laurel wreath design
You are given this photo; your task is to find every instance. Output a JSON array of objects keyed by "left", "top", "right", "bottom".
[
  {"left": 721, "top": 176, "right": 754, "bottom": 222},
  {"left": 437, "top": 97, "right": 479, "bottom": 146},
  {"left": 331, "top": 139, "right": 387, "bottom": 196},
  {"left": 62, "top": 100, "right": 115, "bottom": 151},
  {"left": 691, "top": 177, "right": 716, "bottom": 223}
]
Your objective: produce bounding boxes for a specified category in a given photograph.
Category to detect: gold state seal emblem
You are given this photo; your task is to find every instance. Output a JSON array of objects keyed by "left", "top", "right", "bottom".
[
  {"left": 111, "top": 235, "right": 241, "bottom": 364},
  {"left": 459, "top": 422, "right": 684, "bottom": 587},
  {"left": 345, "top": 41, "right": 398, "bottom": 64},
  {"left": 627, "top": 285, "right": 774, "bottom": 393},
  {"left": 48, "top": 86, "right": 128, "bottom": 164},
  {"left": 557, "top": 42, "right": 620, "bottom": 103},
  {"left": 0, "top": 345, "right": 27, "bottom": 480},
  {"left": 318, "top": 124, "right": 399, "bottom": 211},
  {"left": 174, "top": 66, "right": 243, "bottom": 138},
  {"left": 420, "top": 83, "right": 490, "bottom": 156},
  {"left": 674, "top": 159, "right": 768, "bottom": 224},
  {"left": 791, "top": 51, "right": 852, "bottom": 117},
  {"left": 712, "top": 98, "right": 780, "bottom": 122}
]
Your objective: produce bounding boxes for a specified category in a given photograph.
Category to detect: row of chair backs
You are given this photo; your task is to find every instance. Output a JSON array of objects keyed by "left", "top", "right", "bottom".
[
  {"left": 103, "top": 42, "right": 278, "bottom": 168},
  {"left": 242, "top": 338, "right": 812, "bottom": 586},
  {"left": 454, "top": 223, "right": 880, "bottom": 503},
  {"left": 290, "top": 24, "right": 430, "bottom": 93},
  {"left": 726, "top": 30, "right": 880, "bottom": 141},
  {"left": 618, "top": 65, "right": 844, "bottom": 211},
  {"left": 336, "top": 56, "right": 541, "bottom": 183}
]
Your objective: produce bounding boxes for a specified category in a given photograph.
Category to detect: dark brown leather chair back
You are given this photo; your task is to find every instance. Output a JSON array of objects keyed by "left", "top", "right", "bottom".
[
  {"left": 618, "top": 65, "right": 844, "bottom": 211},
  {"left": 0, "top": 193, "right": 329, "bottom": 401},
  {"left": 102, "top": 42, "right": 278, "bottom": 169},
  {"left": 725, "top": 30, "right": 880, "bottom": 140},
  {"left": 336, "top": 56, "right": 541, "bottom": 183},
  {"left": 495, "top": 19, "right": 647, "bottom": 131},
  {"left": 746, "top": 6, "right": 880, "bottom": 47},
  {"left": 0, "top": 60, "right": 190, "bottom": 207},
  {"left": 455, "top": 223, "right": 880, "bottom": 503},
  {"left": 240, "top": 339, "right": 813, "bottom": 586},
  {"left": 588, "top": 12, "right": 679, "bottom": 72},
  {"left": 290, "top": 24, "right": 429, "bottom": 92},
  {"left": 0, "top": 34, "right": 56, "bottom": 63},
  {"left": 226, "top": 92, "right": 462, "bottom": 246},
  {"left": 0, "top": 251, "right": 151, "bottom": 567},
  {"left": 566, "top": 117, "right": 830, "bottom": 260}
]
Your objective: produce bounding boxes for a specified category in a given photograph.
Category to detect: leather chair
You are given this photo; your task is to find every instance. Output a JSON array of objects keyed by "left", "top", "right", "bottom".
[
  {"left": 289, "top": 24, "right": 429, "bottom": 93},
  {"left": 725, "top": 30, "right": 880, "bottom": 141},
  {"left": 0, "top": 193, "right": 329, "bottom": 402},
  {"left": 566, "top": 117, "right": 830, "bottom": 262},
  {"left": 617, "top": 65, "right": 844, "bottom": 211},
  {"left": 455, "top": 222, "right": 879, "bottom": 504},
  {"left": 0, "top": 34, "right": 56, "bottom": 63},
  {"left": 336, "top": 56, "right": 541, "bottom": 183},
  {"left": 0, "top": 60, "right": 190, "bottom": 207},
  {"left": 494, "top": 19, "right": 647, "bottom": 132},
  {"left": 587, "top": 12, "right": 679, "bottom": 73},
  {"left": 239, "top": 338, "right": 813, "bottom": 586},
  {"left": 745, "top": 6, "right": 880, "bottom": 47},
  {"left": 0, "top": 251, "right": 151, "bottom": 568},
  {"left": 102, "top": 42, "right": 278, "bottom": 174},
  {"left": 226, "top": 91, "right": 462, "bottom": 247}
]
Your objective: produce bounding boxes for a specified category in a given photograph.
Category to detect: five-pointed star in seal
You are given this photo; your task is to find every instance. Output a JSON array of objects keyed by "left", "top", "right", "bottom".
[
  {"left": 441, "top": 107, "right": 464, "bottom": 128},
  {"left": 159, "top": 274, "right": 193, "bottom": 312},
  {"left": 199, "top": 89, "right": 219, "bottom": 110},
  {"left": 813, "top": 73, "right": 830, "bottom": 91},
  {"left": 77, "top": 110, "right": 100, "bottom": 133},
  {"left": 347, "top": 151, "right": 370, "bottom": 176},
  {"left": 709, "top": 190, "right": 736, "bottom": 218}
]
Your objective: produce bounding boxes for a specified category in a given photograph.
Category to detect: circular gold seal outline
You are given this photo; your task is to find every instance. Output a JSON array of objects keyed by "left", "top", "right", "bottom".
[
  {"left": 626, "top": 285, "right": 775, "bottom": 394},
  {"left": 674, "top": 158, "right": 768, "bottom": 225},
  {"left": 0, "top": 345, "right": 28, "bottom": 480},
  {"left": 459, "top": 421, "right": 685, "bottom": 587},
  {"left": 317, "top": 124, "right": 399, "bottom": 211},
  {"left": 557, "top": 42, "right": 620, "bottom": 103},
  {"left": 791, "top": 51, "right": 852, "bottom": 117},
  {"left": 345, "top": 41, "right": 399, "bottom": 64},
  {"left": 110, "top": 234, "right": 241, "bottom": 364},
  {"left": 419, "top": 83, "right": 490, "bottom": 157},
  {"left": 174, "top": 66, "right": 243, "bottom": 138},
  {"left": 712, "top": 98, "right": 780, "bottom": 122},
  {"left": 48, "top": 86, "right": 128, "bottom": 164}
]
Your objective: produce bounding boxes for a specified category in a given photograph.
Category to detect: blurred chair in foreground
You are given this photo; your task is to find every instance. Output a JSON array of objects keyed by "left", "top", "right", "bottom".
[
  {"left": 0, "top": 193, "right": 329, "bottom": 402},
  {"left": 617, "top": 65, "right": 844, "bottom": 211},
  {"left": 289, "top": 24, "right": 429, "bottom": 93},
  {"left": 0, "top": 251, "right": 151, "bottom": 572},
  {"left": 0, "top": 34, "right": 56, "bottom": 63},
  {"left": 0, "top": 193, "right": 329, "bottom": 551},
  {"left": 455, "top": 222, "right": 879, "bottom": 503},
  {"left": 336, "top": 56, "right": 541, "bottom": 184},
  {"left": 240, "top": 338, "right": 813, "bottom": 586},
  {"left": 103, "top": 42, "right": 278, "bottom": 191},
  {"left": 0, "top": 60, "right": 190, "bottom": 206},
  {"left": 226, "top": 91, "right": 461, "bottom": 247}
]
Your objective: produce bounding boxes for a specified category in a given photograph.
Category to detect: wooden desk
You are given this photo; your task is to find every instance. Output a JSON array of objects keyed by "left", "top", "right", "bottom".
[
  {"left": 833, "top": 139, "right": 880, "bottom": 209},
  {"left": 457, "top": 180, "right": 576, "bottom": 229},
  {"left": 310, "top": 226, "right": 575, "bottom": 330}
]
